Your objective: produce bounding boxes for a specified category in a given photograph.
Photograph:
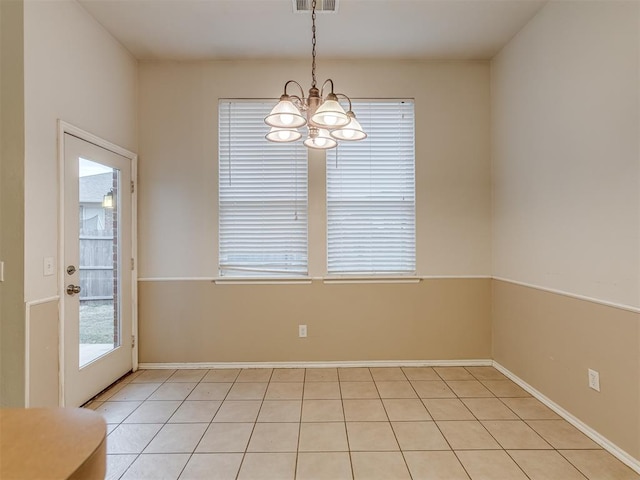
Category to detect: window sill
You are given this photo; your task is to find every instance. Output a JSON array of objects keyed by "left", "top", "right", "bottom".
[
  {"left": 139, "top": 276, "right": 487, "bottom": 285},
  {"left": 323, "top": 276, "right": 421, "bottom": 284},
  {"left": 214, "top": 277, "right": 312, "bottom": 285},
  {"left": 213, "top": 275, "right": 421, "bottom": 285}
]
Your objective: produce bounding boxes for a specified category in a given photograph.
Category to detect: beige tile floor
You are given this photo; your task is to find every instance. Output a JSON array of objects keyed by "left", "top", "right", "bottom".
[{"left": 86, "top": 366, "right": 640, "bottom": 480}]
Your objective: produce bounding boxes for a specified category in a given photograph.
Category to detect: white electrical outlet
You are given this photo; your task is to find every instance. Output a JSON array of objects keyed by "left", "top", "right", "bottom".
[
  {"left": 588, "top": 369, "right": 600, "bottom": 392},
  {"left": 299, "top": 324, "right": 307, "bottom": 338}
]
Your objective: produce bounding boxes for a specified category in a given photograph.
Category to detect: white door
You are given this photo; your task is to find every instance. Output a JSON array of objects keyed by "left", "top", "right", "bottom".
[{"left": 63, "top": 133, "right": 134, "bottom": 407}]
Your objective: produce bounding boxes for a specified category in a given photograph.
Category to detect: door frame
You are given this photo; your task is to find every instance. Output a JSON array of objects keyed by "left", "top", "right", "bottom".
[{"left": 57, "top": 120, "right": 138, "bottom": 406}]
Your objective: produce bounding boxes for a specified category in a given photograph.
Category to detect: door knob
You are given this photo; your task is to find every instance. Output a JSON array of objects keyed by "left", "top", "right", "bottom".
[{"left": 66, "top": 284, "right": 81, "bottom": 295}]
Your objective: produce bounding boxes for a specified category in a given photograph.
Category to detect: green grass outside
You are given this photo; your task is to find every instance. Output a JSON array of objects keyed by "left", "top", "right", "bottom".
[{"left": 79, "top": 302, "right": 116, "bottom": 344}]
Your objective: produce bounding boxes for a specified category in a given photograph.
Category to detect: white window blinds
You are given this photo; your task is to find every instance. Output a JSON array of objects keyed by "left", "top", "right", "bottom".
[
  {"left": 327, "top": 100, "right": 416, "bottom": 275},
  {"left": 219, "top": 101, "right": 308, "bottom": 277}
]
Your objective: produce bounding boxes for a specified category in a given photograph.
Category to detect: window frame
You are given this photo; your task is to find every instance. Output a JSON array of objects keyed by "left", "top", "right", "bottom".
[
  {"left": 325, "top": 99, "right": 416, "bottom": 277},
  {"left": 216, "top": 98, "right": 417, "bottom": 282},
  {"left": 218, "top": 99, "right": 309, "bottom": 279}
]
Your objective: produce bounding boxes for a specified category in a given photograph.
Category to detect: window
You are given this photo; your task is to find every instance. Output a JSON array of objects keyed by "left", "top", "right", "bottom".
[
  {"left": 327, "top": 100, "right": 415, "bottom": 275},
  {"left": 219, "top": 101, "right": 308, "bottom": 277}
]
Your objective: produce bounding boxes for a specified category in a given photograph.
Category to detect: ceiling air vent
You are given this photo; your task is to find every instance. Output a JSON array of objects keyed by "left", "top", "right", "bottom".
[{"left": 294, "top": 0, "right": 338, "bottom": 13}]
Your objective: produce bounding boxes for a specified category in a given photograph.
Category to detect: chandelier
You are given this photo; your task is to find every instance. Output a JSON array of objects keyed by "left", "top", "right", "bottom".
[{"left": 264, "top": 0, "right": 366, "bottom": 149}]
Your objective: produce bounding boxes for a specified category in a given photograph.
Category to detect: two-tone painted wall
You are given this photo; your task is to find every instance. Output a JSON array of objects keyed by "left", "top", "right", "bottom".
[
  {"left": 0, "top": 0, "right": 138, "bottom": 407},
  {"left": 137, "top": 0, "right": 640, "bottom": 462},
  {"left": 3, "top": 0, "right": 639, "bottom": 467},
  {"left": 137, "top": 59, "right": 493, "bottom": 364},
  {"left": 491, "top": 0, "right": 640, "bottom": 460}
]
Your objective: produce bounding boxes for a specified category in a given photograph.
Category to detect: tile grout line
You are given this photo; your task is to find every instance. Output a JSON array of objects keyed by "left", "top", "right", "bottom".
[
  {"left": 120, "top": 373, "right": 169, "bottom": 478},
  {"left": 484, "top": 370, "right": 584, "bottom": 477},
  {"left": 337, "top": 368, "right": 355, "bottom": 480},
  {"left": 204, "top": 368, "right": 242, "bottom": 480},
  {"left": 235, "top": 368, "right": 274, "bottom": 479},
  {"left": 379, "top": 367, "right": 416, "bottom": 479},
  {"left": 427, "top": 367, "right": 529, "bottom": 478},
  {"left": 116, "top": 370, "right": 176, "bottom": 479},
  {"left": 431, "top": 367, "right": 492, "bottom": 480},
  {"left": 176, "top": 370, "right": 224, "bottom": 480},
  {"left": 459, "top": 367, "right": 534, "bottom": 480},
  {"left": 407, "top": 366, "right": 473, "bottom": 480},
  {"left": 163, "top": 369, "right": 202, "bottom": 471},
  {"left": 293, "top": 368, "right": 307, "bottom": 480},
  {"left": 555, "top": 450, "right": 601, "bottom": 480},
  {"left": 234, "top": 382, "right": 257, "bottom": 480}
]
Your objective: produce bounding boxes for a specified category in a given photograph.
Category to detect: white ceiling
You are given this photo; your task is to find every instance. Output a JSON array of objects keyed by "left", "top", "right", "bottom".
[{"left": 78, "top": 0, "right": 546, "bottom": 61}]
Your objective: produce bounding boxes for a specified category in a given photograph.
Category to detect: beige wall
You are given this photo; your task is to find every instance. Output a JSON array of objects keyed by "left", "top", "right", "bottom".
[
  {"left": 138, "top": 60, "right": 491, "bottom": 278},
  {"left": 23, "top": 0, "right": 138, "bottom": 303},
  {"left": 139, "top": 279, "right": 491, "bottom": 363},
  {"left": 491, "top": 0, "right": 640, "bottom": 460},
  {"left": 28, "top": 300, "right": 59, "bottom": 407},
  {"left": 493, "top": 280, "right": 640, "bottom": 459},
  {"left": 0, "top": 0, "right": 26, "bottom": 407},
  {"left": 11, "top": 0, "right": 139, "bottom": 406},
  {"left": 137, "top": 59, "right": 492, "bottom": 363},
  {"left": 491, "top": 0, "right": 639, "bottom": 308}
]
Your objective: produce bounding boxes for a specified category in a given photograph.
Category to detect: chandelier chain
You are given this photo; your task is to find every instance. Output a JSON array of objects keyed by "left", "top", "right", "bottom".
[
  {"left": 311, "top": 0, "right": 317, "bottom": 88},
  {"left": 264, "top": 0, "right": 366, "bottom": 147}
]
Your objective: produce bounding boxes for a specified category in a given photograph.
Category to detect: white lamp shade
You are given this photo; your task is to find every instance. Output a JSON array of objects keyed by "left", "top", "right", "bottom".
[
  {"left": 265, "top": 98, "right": 306, "bottom": 128},
  {"left": 310, "top": 98, "right": 349, "bottom": 128},
  {"left": 303, "top": 129, "right": 337, "bottom": 149},
  {"left": 265, "top": 127, "right": 302, "bottom": 143},
  {"left": 330, "top": 114, "right": 367, "bottom": 141}
]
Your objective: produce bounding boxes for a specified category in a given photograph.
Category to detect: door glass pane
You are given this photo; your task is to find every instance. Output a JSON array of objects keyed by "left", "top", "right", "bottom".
[{"left": 78, "top": 158, "right": 121, "bottom": 367}]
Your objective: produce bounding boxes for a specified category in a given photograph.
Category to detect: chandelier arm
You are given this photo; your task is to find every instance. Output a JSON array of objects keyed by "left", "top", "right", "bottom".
[
  {"left": 284, "top": 80, "right": 305, "bottom": 99},
  {"left": 289, "top": 95, "right": 305, "bottom": 111},
  {"left": 319, "top": 78, "right": 335, "bottom": 98},
  {"left": 334, "top": 93, "right": 353, "bottom": 112}
]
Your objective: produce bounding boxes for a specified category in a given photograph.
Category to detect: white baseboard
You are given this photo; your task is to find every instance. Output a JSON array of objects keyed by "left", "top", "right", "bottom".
[
  {"left": 492, "top": 361, "right": 640, "bottom": 475},
  {"left": 137, "top": 359, "right": 493, "bottom": 370}
]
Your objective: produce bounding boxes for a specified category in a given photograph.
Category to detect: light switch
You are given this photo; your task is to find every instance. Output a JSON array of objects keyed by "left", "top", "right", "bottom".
[{"left": 43, "top": 257, "right": 55, "bottom": 276}]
